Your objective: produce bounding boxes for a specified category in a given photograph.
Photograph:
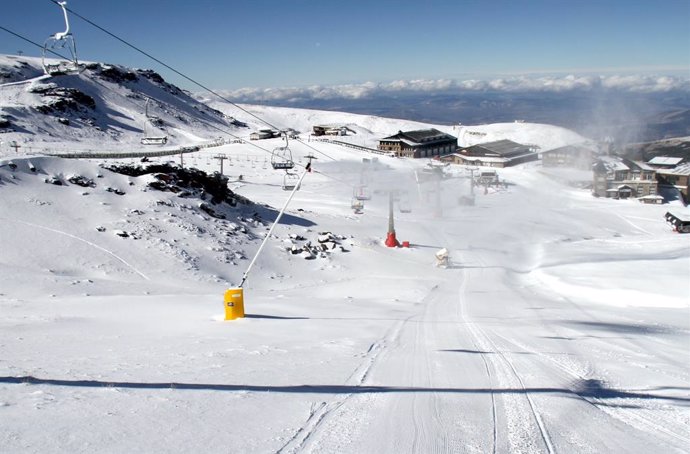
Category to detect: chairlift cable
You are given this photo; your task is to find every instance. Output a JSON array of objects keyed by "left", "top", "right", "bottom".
[
  {"left": 0, "top": 25, "right": 69, "bottom": 61},
  {"left": 46, "top": 0, "right": 337, "bottom": 162},
  {"left": 47, "top": 3, "right": 278, "bottom": 126},
  {"left": 2, "top": 22, "right": 348, "bottom": 187}
]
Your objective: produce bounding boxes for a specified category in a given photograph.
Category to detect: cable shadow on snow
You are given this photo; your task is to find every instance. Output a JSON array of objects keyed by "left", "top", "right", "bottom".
[
  {"left": 438, "top": 349, "right": 532, "bottom": 355},
  {"left": 1, "top": 376, "right": 688, "bottom": 406},
  {"left": 244, "top": 314, "right": 309, "bottom": 320},
  {"left": 565, "top": 320, "right": 682, "bottom": 336}
]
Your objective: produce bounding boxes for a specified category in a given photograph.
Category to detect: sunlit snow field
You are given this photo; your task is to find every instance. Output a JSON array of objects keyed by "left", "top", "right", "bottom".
[{"left": 1, "top": 114, "right": 689, "bottom": 453}]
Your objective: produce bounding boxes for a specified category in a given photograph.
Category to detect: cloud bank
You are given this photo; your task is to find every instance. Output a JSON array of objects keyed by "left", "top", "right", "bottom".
[{"left": 210, "top": 75, "right": 690, "bottom": 103}]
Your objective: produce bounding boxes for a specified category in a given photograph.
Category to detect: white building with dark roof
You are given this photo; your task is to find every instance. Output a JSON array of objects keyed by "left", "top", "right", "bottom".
[
  {"left": 377, "top": 129, "right": 457, "bottom": 158},
  {"left": 441, "top": 139, "right": 539, "bottom": 167}
]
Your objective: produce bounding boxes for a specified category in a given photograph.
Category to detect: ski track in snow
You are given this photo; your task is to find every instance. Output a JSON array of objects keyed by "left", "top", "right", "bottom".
[
  {"left": 458, "top": 259, "right": 555, "bottom": 454},
  {"left": 0, "top": 217, "right": 150, "bottom": 281},
  {"left": 490, "top": 331, "right": 690, "bottom": 448},
  {"left": 276, "top": 314, "right": 411, "bottom": 454},
  {"left": 1, "top": 64, "right": 689, "bottom": 452}
]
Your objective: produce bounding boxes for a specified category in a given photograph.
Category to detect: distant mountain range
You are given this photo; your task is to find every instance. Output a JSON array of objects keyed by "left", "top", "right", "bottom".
[
  {"left": 239, "top": 89, "right": 690, "bottom": 145},
  {"left": 2, "top": 54, "right": 687, "bottom": 157}
]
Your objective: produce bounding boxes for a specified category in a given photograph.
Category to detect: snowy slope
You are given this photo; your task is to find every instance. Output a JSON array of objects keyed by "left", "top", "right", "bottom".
[
  {"left": 203, "top": 100, "right": 590, "bottom": 151},
  {"left": 1, "top": 55, "right": 689, "bottom": 454},
  {"left": 0, "top": 55, "right": 244, "bottom": 155},
  {"left": 2, "top": 53, "right": 590, "bottom": 160}
]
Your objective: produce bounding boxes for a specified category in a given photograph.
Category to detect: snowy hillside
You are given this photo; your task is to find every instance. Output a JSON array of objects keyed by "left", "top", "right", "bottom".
[
  {"left": 1, "top": 53, "right": 590, "bottom": 159},
  {"left": 1, "top": 55, "right": 689, "bottom": 454},
  {"left": 0, "top": 55, "right": 245, "bottom": 154}
]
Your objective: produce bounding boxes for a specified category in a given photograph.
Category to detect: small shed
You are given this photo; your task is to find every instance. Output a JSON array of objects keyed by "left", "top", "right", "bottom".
[{"left": 250, "top": 130, "right": 274, "bottom": 140}]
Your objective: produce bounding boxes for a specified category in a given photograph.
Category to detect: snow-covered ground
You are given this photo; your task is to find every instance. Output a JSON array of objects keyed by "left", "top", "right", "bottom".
[
  {"left": 1, "top": 56, "right": 689, "bottom": 453},
  {"left": 1, "top": 119, "right": 689, "bottom": 453}
]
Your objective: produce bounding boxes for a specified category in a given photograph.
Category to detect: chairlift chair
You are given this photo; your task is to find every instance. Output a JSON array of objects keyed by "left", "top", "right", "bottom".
[
  {"left": 141, "top": 99, "right": 168, "bottom": 145},
  {"left": 351, "top": 198, "right": 364, "bottom": 214},
  {"left": 271, "top": 133, "right": 295, "bottom": 170},
  {"left": 353, "top": 185, "right": 371, "bottom": 201},
  {"left": 282, "top": 172, "right": 300, "bottom": 191},
  {"left": 42, "top": 1, "right": 83, "bottom": 76}
]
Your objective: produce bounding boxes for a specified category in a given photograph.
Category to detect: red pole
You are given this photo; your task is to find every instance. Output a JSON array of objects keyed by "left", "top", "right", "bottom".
[{"left": 385, "top": 192, "right": 399, "bottom": 247}]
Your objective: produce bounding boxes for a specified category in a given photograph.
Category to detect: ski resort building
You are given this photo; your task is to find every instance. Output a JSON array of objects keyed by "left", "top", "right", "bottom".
[
  {"left": 541, "top": 144, "right": 595, "bottom": 169},
  {"left": 592, "top": 157, "right": 659, "bottom": 199},
  {"left": 655, "top": 163, "right": 690, "bottom": 203},
  {"left": 441, "top": 139, "right": 539, "bottom": 168},
  {"left": 249, "top": 129, "right": 279, "bottom": 140},
  {"left": 312, "top": 125, "right": 356, "bottom": 136},
  {"left": 377, "top": 129, "right": 457, "bottom": 158}
]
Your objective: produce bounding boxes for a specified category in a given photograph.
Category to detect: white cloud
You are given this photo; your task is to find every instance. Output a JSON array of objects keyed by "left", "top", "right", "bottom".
[{"left": 209, "top": 74, "right": 690, "bottom": 103}]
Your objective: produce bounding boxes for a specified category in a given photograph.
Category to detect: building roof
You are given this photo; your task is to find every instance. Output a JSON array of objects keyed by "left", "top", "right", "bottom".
[
  {"left": 461, "top": 156, "right": 508, "bottom": 164},
  {"left": 656, "top": 163, "right": 690, "bottom": 176},
  {"left": 463, "top": 139, "right": 529, "bottom": 157},
  {"left": 542, "top": 144, "right": 595, "bottom": 155},
  {"left": 596, "top": 157, "right": 629, "bottom": 172},
  {"left": 381, "top": 128, "right": 457, "bottom": 146},
  {"left": 648, "top": 156, "right": 683, "bottom": 166},
  {"left": 632, "top": 161, "right": 655, "bottom": 171}
]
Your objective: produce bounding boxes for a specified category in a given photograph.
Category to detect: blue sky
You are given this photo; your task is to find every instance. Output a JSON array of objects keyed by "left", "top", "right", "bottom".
[{"left": 1, "top": 0, "right": 689, "bottom": 91}]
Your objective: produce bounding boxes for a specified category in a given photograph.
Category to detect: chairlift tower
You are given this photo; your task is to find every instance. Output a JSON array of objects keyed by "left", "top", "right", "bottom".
[
  {"left": 42, "top": 1, "right": 82, "bottom": 76},
  {"left": 214, "top": 154, "right": 228, "bottom": 174},
  {"left": 385, "top": 191, "right": 400, "bottom": 247},
  {"left": 466, "top": 167, "right": 478, "bottom": 196}
]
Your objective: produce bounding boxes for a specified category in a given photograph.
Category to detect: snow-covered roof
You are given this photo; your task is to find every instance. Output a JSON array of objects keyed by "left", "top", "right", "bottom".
[
  {"left": 458, "top": 156, "right": 508, "bottom": 163},
  {"left": 381, "top": 128, "right": 457, "bottom": 147},
  {"left": 657, "top": 163, "right": 690, "bottom": 176},
  {"left": 541, "top": 144, "right": 596, "bottom": 154},
  {"left": 598, "top": 157, "right": 629, "bottom": 172},
  {"left": 632, "top": 161, "right": 655, "bottom": 171},
  {"left": 648, "top": 156, "right": 683, "bottom": 166},
  {"left": 465, "top": 139, "right": 528, "bottom": 156}
]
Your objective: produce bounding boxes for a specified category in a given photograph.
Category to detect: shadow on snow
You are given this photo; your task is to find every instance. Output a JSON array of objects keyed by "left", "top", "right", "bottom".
[{"left": 1, "top": 376, "right": 688, "bottom": 407}]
